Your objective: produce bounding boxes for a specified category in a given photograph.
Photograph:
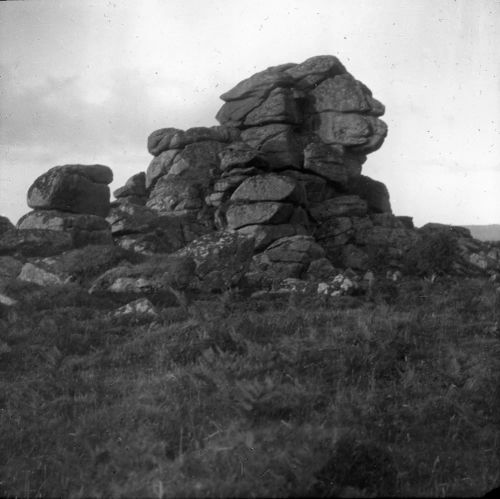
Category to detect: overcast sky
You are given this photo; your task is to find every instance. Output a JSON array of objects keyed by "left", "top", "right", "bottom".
[{"left": 1, "top": 0, "right": 499, "bottom": 226}]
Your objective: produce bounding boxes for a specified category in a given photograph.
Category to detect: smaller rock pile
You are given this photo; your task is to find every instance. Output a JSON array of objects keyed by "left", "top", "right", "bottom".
[{"left": 17, "top": 164, "right": 114, "bottom": 247}]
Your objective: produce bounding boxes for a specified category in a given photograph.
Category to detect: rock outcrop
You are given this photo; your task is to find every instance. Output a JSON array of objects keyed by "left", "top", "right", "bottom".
[
  {"left": 17, "top": 164, "right": 114, "bottom": 249},
  {"left": 108, "top": 56, "right": 392, "bottom": 274},
  {"left": 3, "top": 54, "right": 498, "bottom": 301},
  {"left": 27, "top": 164, "right": 113, "bottom": 217}
]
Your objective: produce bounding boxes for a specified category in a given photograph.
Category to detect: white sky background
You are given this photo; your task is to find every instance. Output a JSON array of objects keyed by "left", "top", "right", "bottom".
[{"left": 0, "top": 0, "right": 499, "bottom": 226}]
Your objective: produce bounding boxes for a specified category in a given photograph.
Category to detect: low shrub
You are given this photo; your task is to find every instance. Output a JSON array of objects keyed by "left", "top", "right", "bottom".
[{"left": 403, "top": 231, "right": 459, "bottom": 276}]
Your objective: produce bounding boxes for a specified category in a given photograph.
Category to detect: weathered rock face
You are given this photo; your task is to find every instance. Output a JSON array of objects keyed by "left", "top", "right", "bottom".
[
  {"left": 27, "top": 164, "right": 113, "bottom": 217},
  {"left": 216, "top": 56, "right": 386, "bottom": 163},
  {"left": 147, "top": 126, "right": 240, "bottom": 157},
  {"left": 7, "top": 54, "right": 495, "bottom": 289},
  {"left": 18, "top": 210, "right": 113, "bottom": 247},
  {"left": 209, "top": 55, "right": 394, "bottom": 272},
  {"left": 106, "top": 55, "right": 398, "bottom": 273}
]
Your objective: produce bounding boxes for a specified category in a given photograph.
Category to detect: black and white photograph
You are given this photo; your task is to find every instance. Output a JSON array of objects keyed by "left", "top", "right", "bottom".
[{"left": 0, "top": 0, "right": 499, "bottom": 496}]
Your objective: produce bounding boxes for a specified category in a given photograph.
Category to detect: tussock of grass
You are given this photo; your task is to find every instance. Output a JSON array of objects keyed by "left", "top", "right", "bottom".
[{"left": 1, "top": 277, "right": 499, "bottom": 497}]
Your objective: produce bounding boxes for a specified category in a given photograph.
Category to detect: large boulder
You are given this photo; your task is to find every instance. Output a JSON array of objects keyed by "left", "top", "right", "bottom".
[
  {"left": 27, "top": 164, "right": 113, "bottom": 217},
  {"left": 226, "top": 202, "right": 295, "bottom": 230},
  {"left": 17, "top": 210, "right": 113, "bottom": 247},
  {"left": 216, "top": 55, "right": 387, "bottom": 162},
  {"left": 230, "top": 174, "right": 306, "bottom": 204},
  {"left": 309, "top": 112, "right": 387, "bottom": 153},
  {"left": 147, "top": 126, "right": 240, "bottom": 156}
]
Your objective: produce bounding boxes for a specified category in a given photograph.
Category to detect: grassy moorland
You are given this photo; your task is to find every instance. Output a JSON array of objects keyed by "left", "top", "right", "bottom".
[{"left": 1, "top": 276, "right": 499, "bottom": 497}]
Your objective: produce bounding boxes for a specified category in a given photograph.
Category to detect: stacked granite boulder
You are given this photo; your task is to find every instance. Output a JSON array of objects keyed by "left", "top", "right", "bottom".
[
  {"left": 108, "top": 55, "right": 417, "bottom": 277},
  {"left": 210, "top": 55, "right": 412, "bottom": 274},
  {"left": 16, "top": 164, "right": 114, "bottom": 248},
  {"left": 107, "top": 126, "right": 243, "bottom": 255}
]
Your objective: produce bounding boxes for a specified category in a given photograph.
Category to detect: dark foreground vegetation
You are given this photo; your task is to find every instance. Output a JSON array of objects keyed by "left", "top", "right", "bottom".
[{"left": 1, "top": 276, "right": 499, "bottom": 497}]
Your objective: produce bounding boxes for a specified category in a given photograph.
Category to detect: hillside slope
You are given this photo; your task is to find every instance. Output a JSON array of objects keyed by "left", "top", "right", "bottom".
[{"left": 1, "top": 277, "right": 499, "bottom": 497}]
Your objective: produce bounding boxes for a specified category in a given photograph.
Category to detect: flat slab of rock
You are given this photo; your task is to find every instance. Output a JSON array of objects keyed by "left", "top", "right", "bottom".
[
  {"left": 18, "top": 210, "right": 113, "bottom": 247},
  {"left": 27, "top": 164, "right": 113, "bottom": 216},
  {"left": 230, "top": 174, "right": 305, "bottom": 204},
  {"left": 147, "top": 126, "right": 240, "bottom": 156},
  {"left": 226, "top": 202, "right": 294, "bottom": 230}
]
